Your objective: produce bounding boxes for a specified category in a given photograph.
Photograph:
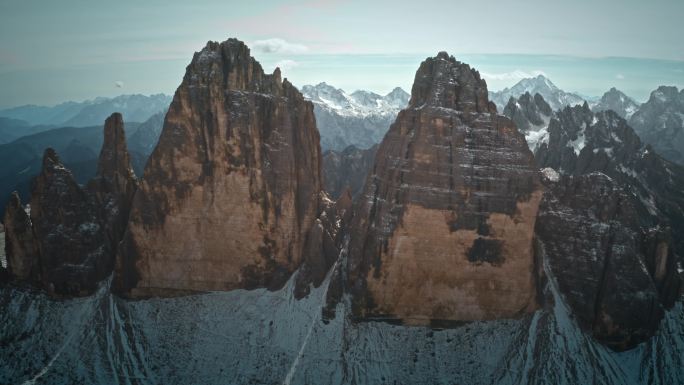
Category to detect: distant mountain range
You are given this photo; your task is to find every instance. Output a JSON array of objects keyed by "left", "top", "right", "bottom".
[
  {"left": 0, "top": 113, "right": 165, "bottom": 219},
  {"left": 301, "top": 83, "right": 409, "bottom": 150},
  {"left": 489, "top": 75, "right": 586, "bottom": 111},
  {"left": 0, "top": 94, "right": 171, "bottom": 127}
]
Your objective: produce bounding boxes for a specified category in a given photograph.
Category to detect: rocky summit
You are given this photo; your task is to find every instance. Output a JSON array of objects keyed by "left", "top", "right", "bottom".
[
  {"left": 114, "top": 38, "right": 329, "bottom": 297},
  {"left": 629, "top": 86, "right": 684, "bottom": 165},
  {"left": 344, "top": 52, "right": 543, "bottom": 325},
  {"left": 4, "top": 149, "right": 109, "bottom": 295},
  {"left": 88, "top": 113, "right": 138, "bottom": 259},
  {"left": 2, "top": 114, "right": 139, "bottom": 296}
]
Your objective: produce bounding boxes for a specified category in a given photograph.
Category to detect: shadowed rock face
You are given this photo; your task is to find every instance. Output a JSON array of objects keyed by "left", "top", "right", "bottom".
[
  {"left": 345, "top": 52, "right": 543, "bottom": 325},
  {"left": 88, "top": 113, "right": 138, "bottom": 258},
  {"left": 2, "top": 114, "right": 139, "bottom": 296},
  {"left": 115, "top": 38, "right": 324, "bottom": 297},
  {"left": 29, "top": 149, "right": 109, "bottom": 295},
  {"left": 503, "top": 92, "right": 553, "bottom": 152},
  {"left": 536, "top": 172, "right": 680, "bottom": 351},
  {"left": 3, "top": 192, "right": 39, "bottom": 283},
  {"left": 629, "top": 86, "right": 684, "bottom": 165},
  {"left": 322, "top": 144, "right": 378, "bottom": 200}
]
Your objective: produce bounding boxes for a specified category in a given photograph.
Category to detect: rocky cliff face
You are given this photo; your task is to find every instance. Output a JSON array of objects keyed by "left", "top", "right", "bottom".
[
  {"left": 115, "top": 38, "right": 325, "bottom": 297},
  {"left": 629, "top": 86, "right": 684, "bottom": 165},
  {"left": 88, "top": 113, "right": 138, "bottom": 262},
  {"left": 503, "top": 92, "right": 553, "bottom": 152},
  {"left": 25, "top": 149, "right": 109, "bottom": 295},
  {"left": 536, "top": 171, "right": 680, "bottom": 350},
  {"left": 3, "top": 192, "right": 39, "bottom": 283},
  {"left": 345, "top": 52, "right": 543, "bottom": 325},
  {"left": 510, "top": 93, "right": 684, "bottom": 349},
  {"left": 532, "top": 103, "right": 684, "bottom": 268},
  {"left": 2, "top": 114, "right": 139, "bottom": 296},
  {"left": 322, "top": 144, "right": 378, "bottom": 200}
]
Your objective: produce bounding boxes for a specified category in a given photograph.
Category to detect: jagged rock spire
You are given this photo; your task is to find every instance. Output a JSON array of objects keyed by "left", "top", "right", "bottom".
[
  {"left": 89, "top": 113, "right": 138, "bottom": 256},
  {"left": 115, "top": 37, "right": 326, "bottom": 297},
  {"left": 408, "top": 51, "right": 496, "bottom": 114}
]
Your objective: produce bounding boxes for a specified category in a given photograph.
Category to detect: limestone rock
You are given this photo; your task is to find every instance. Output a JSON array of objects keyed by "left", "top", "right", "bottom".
[
  {"left": 345, "top": 52, "right": 542, "bottom": 325},
  {"left": 3, "top": 192, "right": 40, "bottom": 283},
  {"left": 629, "top": 86, "right": 684, "bottom": 165},
  {"left": 533, "top": 103, "right": 684, "bottom": 268},
  {"left": 28, "top": 149, "right": 109, "bottom": 295},
  {"left": 88, "top": 113, "right": 138, "bottom": 257},
  {"left": 536, "top": 172, "right": 680, "bottom": 350},
  {"left": 115, "top": 38, "right": 323, "bottom": 296},
  {"left": 294, "top": 190, "right": 353, "bottom": 298},
  {"left": 322, "top": 144, "right": 378, "bottom": 200}
]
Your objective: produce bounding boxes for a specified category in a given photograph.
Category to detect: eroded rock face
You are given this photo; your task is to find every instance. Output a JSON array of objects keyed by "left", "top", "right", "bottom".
[
  {"left": 532, "top": 102, "right": 684, "bottom": 268},
  {"left": 345, "top": 52, "right": 542, "bottom": 325},
  {"left": 536, "top": 172, "right": 680, "bottom": 350},
  {"left": 629, "top": 86, "right": 684, "bottom": 165},
  {"left": 29, "top": 149, "right": 109, "bottom": 295},
  {"left": 294, "top": 190, "right": 353, "bottom": 299},
  {"left": 322, "top": 144, "right": 378, "bottom": 200},
  {"left": 3, "top": 192, "right": 40, "bottom": 282},
  {"left": 115, "top": 38, "right": 323, "bottom": 297},
  {"left": 88, "top": 113, "right": 138, "bottom": 257}
]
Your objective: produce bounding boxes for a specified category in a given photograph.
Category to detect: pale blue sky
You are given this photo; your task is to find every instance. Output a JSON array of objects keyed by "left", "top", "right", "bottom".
[{"left": 1, "top": 0, "right": 683, "bottom": 107}]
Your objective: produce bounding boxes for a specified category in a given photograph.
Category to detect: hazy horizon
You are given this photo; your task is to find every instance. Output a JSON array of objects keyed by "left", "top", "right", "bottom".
[{"left": 1, "top": 0, "right": 683, "bottom": 108}]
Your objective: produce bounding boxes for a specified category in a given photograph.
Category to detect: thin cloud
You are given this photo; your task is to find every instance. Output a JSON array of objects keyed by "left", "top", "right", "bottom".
[
  {"left": 275, "top": 59, "right": 299, "bottom": 71},
  {"left": 480, "top": 70, "right": 547, "bottom": 81},
  {"left": 615, "top": 73, "right": 625, "bottom": 80},
  {"left": 252, "top": 38, "right": 308, "bottom": 54},
  {"left": 115, "top": 80, "right": 124, "bottom": 88}
]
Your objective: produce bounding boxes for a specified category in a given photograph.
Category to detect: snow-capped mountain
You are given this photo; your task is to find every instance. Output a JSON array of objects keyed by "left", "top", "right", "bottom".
[
  {"left": 503, "top": 92, "right": 684, "bottom": 265},
  {"left": 0, "top": 94, "right": 172, "bottom": 127},
  {"left": 300, "top": 83, "right": 409, "bottom": 150},
  {"left": 489, "top": 75, "right": 586, "bottom": 112},
  {"left": 591, "top": 87, "right": 640, "bottom": 119},
  {"left": 629, "top": 86, "right": 684, "bottom": 165}
]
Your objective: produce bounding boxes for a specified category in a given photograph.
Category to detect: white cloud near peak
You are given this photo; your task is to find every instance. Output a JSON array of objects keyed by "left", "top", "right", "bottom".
[
  {"left": 252, "top": 38, "right": 308, "bottom": 54},
  {"left": 480, "top": 70, "right": 547, "bottom": 81},
  {"left": 274, "top": 59, "right": 299, "bottom": 71}
]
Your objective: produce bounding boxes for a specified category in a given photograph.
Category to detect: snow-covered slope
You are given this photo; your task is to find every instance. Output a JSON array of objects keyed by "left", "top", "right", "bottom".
[
  {"left": 300, "top": 83, "right": 409, "bottom": 150},
  {"left": 1, "top": 260, "right": 683, "bottom": 385},
  {"left": 489, "top": 75, "right": 586, "bottom": 112}
]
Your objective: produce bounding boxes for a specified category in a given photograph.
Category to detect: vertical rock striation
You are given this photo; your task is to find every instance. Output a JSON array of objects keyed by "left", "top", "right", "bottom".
[
  {"left": 88, "top": 113, "right": 138, "bottom": 260},
  {"left": 536, "top": 171, "right": 680, "bottom": 350},
  {"left": 27, "top": 149, "right": 109, "bottom": 295},
  {"left": 115, "top": 38, "right": 324, "bottom": 296},
  {"left": 345, "top": 52, "right": 543, "bottom": 325},
  {"left": 3, "top": 192, "right": 40, "bottom": 283}
]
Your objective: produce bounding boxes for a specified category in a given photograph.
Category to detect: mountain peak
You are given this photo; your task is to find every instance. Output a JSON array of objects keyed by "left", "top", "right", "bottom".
[
  {"left": 490, "top": 75, "right": 585, "bottom": 112},
  {"left": 408, "top": 52, "right": 495, "bottom": 113}
]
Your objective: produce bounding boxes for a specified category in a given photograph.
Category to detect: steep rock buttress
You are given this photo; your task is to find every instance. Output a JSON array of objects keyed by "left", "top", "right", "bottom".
[
  {"left": 114, "top": 38, "right": 329, "bottom": 297},
  {"left": 345, "top": 52, "right": 543, "bottom": 324}
]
